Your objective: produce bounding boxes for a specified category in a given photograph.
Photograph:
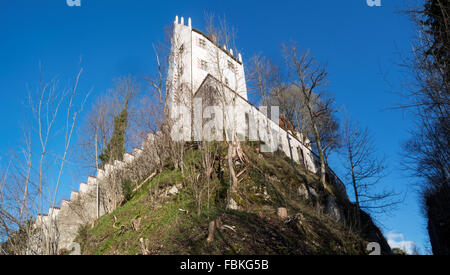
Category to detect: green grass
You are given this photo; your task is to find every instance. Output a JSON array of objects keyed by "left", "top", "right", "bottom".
[
  {"left": 77, "top": 168, "right": 188, "bottom": 255},
  {"left": 76, "top": 142, "right": 377, "bottom": 255}
]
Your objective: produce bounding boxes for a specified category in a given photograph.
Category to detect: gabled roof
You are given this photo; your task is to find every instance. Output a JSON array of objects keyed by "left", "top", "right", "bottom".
[
  {"left": 191, "top": 75, "right": 345, "bottom": 188},
  {"left": 191, "top": 28, "right": 242, "bottom": 65}
]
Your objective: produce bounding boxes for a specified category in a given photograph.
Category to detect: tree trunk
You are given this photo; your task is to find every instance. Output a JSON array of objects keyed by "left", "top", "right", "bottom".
[
  {"left": 207, "top": 221, "right": 216, "bottom": 243},
  {"left": 312, "top": 122, "right": 326, "bottom": 189},
  {"left": 226, "top": 142, "right": 239, "bottom": 209},
  {"left": 350, "top": 155, "right": 361, "bottom": 230},
  {"left": 287, "top": 132, "right": 295, "bottom": 169}
]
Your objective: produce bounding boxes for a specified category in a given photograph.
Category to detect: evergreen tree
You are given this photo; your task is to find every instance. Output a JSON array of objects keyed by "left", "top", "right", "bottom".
[{"left": 99, "top": 100, "right": 128, "bottom": 167}]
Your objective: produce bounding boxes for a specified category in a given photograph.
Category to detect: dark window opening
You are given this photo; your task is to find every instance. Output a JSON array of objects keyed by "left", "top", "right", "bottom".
[
  {"left": 199, "top": 38, "right": 206, "bottom": 49},
  {"left": 228, "top": 61, "right": 235, "bottom": 72},
  {"left": 201, "top": 60, "right": 208, "bottom": 71}
]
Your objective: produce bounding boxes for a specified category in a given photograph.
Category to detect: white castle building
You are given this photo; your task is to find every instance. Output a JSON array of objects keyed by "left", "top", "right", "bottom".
[
  {"left": 168, "top": 16, "right": 247, "bottom": 104},
  {"left": 31, "top": 16, "right": 347, "bottom": 255},
  {"left": 168, "top": 15, "right": 320, "bottom": 172}
]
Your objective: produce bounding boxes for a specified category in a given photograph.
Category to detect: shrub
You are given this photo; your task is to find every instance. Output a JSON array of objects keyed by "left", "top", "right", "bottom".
[{"left": 122, "top": 179, "right": 133, "bottom": 202}]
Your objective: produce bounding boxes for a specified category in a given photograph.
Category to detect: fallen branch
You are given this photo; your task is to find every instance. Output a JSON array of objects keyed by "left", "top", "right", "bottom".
[
  {"left": 236, "top": 167, "right": 247, "bottom": 179},
  {"left": 221, "top": 225, "right": 236, "bottom": 232},
  {"left": 178, "top": 208, "right": 189, "bottom": 214},
  {"left": 133, "top": 171, "right": 157, "bottom": 193}
]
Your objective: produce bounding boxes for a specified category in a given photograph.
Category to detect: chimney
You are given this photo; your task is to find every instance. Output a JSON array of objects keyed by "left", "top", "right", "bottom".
[{"left": 210, "top": 33, "right": 217, "bottom": 43}]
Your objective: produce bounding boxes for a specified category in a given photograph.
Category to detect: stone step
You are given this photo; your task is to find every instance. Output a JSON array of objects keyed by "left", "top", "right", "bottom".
[
  {"left": 87, "top": 176, "right": 97, "bottom": 186},
  {"left": 35, "top": 214, "right": 49, "bottom": 227},
  {"left": 48, "top": 207, "right": 60, "bottom": 219},
  {"left": 104, "top": 164, "right": 114, "bottom": 176},
  {"left": 123, "top": 153, "right": 135, "bottom": 164},
  {"left": 133, "top": 148, "right": 143, "bottom": 158},
  {"left": 70, "top": 190, "right": 79, "bottom": 201},
  {"left": 97, "top": 168, "right": 105, "bottom": 180},
  {"left": 114, "top": 160, "right": 125, "bottom": 169},
  {"left": 79, "top": 182, "right": 89, "bottom": 194}
]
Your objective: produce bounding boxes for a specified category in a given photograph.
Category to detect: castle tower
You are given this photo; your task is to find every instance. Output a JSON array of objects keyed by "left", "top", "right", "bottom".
[
  {"left": 166, "top": 15, "right": 325, "bottom": 179},
  {"left": 168, "top": 16, "right": 248, "bottom": 111}
]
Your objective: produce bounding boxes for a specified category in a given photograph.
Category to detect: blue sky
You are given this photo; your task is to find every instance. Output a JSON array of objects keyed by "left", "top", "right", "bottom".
[{"left": 0, "top": 1, "right": 428, "bottom": 253}]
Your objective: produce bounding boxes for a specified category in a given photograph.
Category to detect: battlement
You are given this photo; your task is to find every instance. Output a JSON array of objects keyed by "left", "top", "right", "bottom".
[
  {"left": 170, "top": 15, "right": 248, "bottom": 103},
  {"left": 173, "top": 15, "right": 243, "bottom": 64},
  {"left": 33, "top": 130, "right": 160, "bottom": 253}
]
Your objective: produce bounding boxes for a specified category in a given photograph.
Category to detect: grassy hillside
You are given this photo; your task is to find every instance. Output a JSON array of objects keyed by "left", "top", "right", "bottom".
[{"left": 76, "top": 142, "right": 388, "bottom": 255}]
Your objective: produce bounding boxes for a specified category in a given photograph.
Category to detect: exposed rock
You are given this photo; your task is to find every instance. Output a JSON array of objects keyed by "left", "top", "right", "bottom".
[
  {"left": 297, "top": 185, "right": 318, "bottom": 200},
  {"left": 277, "top": 207, "right": 288, "bottom": 219},
  {"left": 168, "top": 185, "right": 179, "bottom": 196},
  {"left": 227, "top": 198, "right": 238, "bottom": 210},
  {"left": 165, "top": 183, "right": 183, "bottom": 196},
  {"left": 325, "top": 195, "right": 344, "bottom": 223}
]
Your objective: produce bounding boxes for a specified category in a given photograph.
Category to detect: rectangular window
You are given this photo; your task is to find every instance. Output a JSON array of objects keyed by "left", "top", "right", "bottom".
[
  {"left": 201, "top": 60, "right": 208, "bottom": 71},
  {"left": 228, "top": 60, "right": 235, "bottom": 72},
  {"left": 199, "top": 38, "right": 206, "bottom": 49},
  {"left": 297, "top": 147, "right": 308, "bottom": 171},
  {"left": 179, "top": 44, "right": 184, "bottom": 54}
]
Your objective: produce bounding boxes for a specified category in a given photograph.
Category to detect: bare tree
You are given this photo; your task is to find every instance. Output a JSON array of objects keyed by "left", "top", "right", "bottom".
[
  {"left": 77, "top": 90, "right": 120, "bottom": 171},
  {"left": 98, "top": 76, "right": 140, "bottom": 166},
  {"left": 342, "top": 115, "right": 400, "bottom": 228},
  {"left": 145, "top": 25, "right": 187, "bottom": 172},
  {"left": 247, "top": 54, "right": 281, "bottom": 106},
  {"left": 282, "top": 43, "right": 339, "bottom": 189},
  {"left": 399, "top": 0, "right": 449, "bottom": 255},
  {"left": 0, "top": 66, "right": 89, "bottom": 254},
  {"left": 76, "top": 76, "right": 142, "bottom": 217},
  {"left": 202, "top": 14, "right": 248, "bottom": 209},
  {"left": 248, "top": 55, "right": 307, "bottom": 171},
  {"left": 78, "top": 76, "right": 140, "bottom": 171}
]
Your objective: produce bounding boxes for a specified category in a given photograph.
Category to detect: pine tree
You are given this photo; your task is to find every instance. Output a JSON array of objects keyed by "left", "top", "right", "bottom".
[{"left": 99, "top": 101, "right": 128, "bottom": 167}]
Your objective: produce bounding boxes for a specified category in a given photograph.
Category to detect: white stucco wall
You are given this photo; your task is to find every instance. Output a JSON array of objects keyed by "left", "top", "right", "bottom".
[{"left": 168, "top": 16, "right": 247, "bottom": 112}]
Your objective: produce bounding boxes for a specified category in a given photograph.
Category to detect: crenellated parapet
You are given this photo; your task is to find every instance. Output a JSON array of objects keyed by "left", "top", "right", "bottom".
[
  {"left": 33, "top": 131, "right": 160, "bottom": 253},
  {"left": 123, "top": 153, "right": 135, "bottom": 164}
]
